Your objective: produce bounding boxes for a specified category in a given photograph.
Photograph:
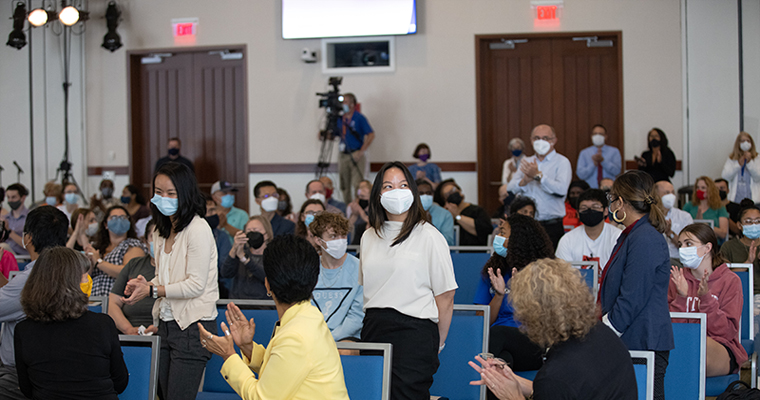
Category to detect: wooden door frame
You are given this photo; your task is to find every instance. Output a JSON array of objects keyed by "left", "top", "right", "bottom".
[
  {"left": 126, "top": 44, "right": 249, "bottom": 195},
  {"left": 475, "top": 31, "right": 623, "bottom": 210}
]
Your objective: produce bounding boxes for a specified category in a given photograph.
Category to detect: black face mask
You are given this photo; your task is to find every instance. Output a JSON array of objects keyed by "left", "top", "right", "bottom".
[
  {"left": 447, "top": 191, "right": 463, "bottom": 206},
  {"left": 168, "top": 148, "right": 180, "bottom": 156},
  {"left": 277, "top": 200, "right": 289, "bottom": 212},
  {"left": 247, "top": 231, "right": 264, "bottom": 249},
  {"left": 719, "top": 190, "right": 728, "bottom": 201},
  {"left": 568, "top": 196, "right": 580, "bottom": 211},
  {"left": 579, "top": 209, "right": 605, "bottom": 227},
  {"left": 8, "top": 200, "right": 22, "bottom": 211},
  {"left": 358, "top": 199, "right": 369, "bottom": 209},
  {"left": 205, "top": 214, "right": 220, "bottom": 230},
  {"left": 649, "top": 139, "right": 661, "bottom": 149}
]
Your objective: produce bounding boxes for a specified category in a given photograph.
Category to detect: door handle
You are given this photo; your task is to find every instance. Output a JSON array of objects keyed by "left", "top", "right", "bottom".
[{"left": 489, "top": 39, "right": 528, "bottom": 50}]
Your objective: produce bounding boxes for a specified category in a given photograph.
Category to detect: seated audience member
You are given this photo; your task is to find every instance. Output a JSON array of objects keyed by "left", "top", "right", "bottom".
[
  {"left": 474, "top": 214, "right": 554, "bottom": 371},
  {"left": 417, "top": 179, "right": 455, "bottom": 245},
  {"left": 0, "top": 241, "right": 19, "bottom": 280},
  {"left": 211, "top": 180, "right": 249, "bottom": 242},
  {"left": 0, "top": 206, "right": 69, "bottom": 399},
  {"left": 276, "top": 188, "right": 297, "bottom": 223},
  {"left": 722, "top": 131, "right": 760, "bottom": 204},
  {"left": 15, "top": 247, "right": 128, "bottom": 399},
  {"left": 221, "top": 216, "right": 272, "bottom": 299},
  {"left": 85, "top": 205, "right": 148, "bottom": 297},
  {"left": 347, "top": 180, "right": 371, "bottom": 245},
  {"left": 556, "top": 189, "right": 622, "bottom": 272},
  {"left": 90, "top": 179, "right": 120, "bottom": 220},
  {"left": 253, "top": 180, "right": 295, "bottom": 237},
  {"left": 563, "top": 180, "right": 590, "bottom": 229},
  {"left": 683, "top": 176, "right": 729, "bottom": 240},
  {"left": 204, "top": 194, "right": 233, "bottom": 297},
  {"left": 493, "top": 184, "right": 512, "bottom": 219},
  {"left": 199, "top": 235, "right": 350, "bottom": 400},
  {"left": 409, "top": 143, "right": 442, "bottom": 186},
  {"left": 309, "top": 212, "right": 364, "bottom": 341},
  {"left": 509, "top": 196, "right": 536, "bottom": 219},
  {"left": 470, "top": 258, "right": 637, "bottom": 400},
  {"left": 599, "top": 177, "right": 614, "bottom": 193},
  {"left": 319, "top": 176, "right": 347, "bottom": 215},
  {"left": 669, "top": 223, "right": 747, "bottom": 376},
  {"left": 656, "top": 180, "right": 694, "bottom": 265},
  {"left": 306, "top": 179, "right": 342, "bottom": 215},
  {"left": 66, "top": 207, "right": 98, "bottom": 251},
  {"left": 31, "top": 181, "right": 63, "bottom": 209},
  {"left": 121, "top": 184, "right": 151, "bottom": 224},
  {"left": 437, "top": 179, "right": 492, "bottom": 246},
  {"left": 109, "top": 219, "right": 158, "bottom": 335},
  {"left": 576, "top": 124, "right": 622, "bottom": 189},
  {"left": 59, "top": 182, "right": 81, "bottom": 222},
  {"left": 715, "top": 178, "right": 741, "bottom": 237},
  {"left": 296, "top": 199, "right": 326, "bottom": 249},
  {"left": 720, "top": 201, "right": 760, "bottom": 293},
  {"left": 636, "top": 127, "right": 676, "bottom": 183},
  {"left": 1, "top": 183, "right": 29, "bottom": 256},
  {"left": 501, "top": 138, "right": 525, "bottom": 185}
]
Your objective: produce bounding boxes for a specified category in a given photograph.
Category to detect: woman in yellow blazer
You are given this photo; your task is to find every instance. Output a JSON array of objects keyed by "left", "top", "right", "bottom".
[{"left": 200, "top": 235, "right": 349, "bottom": 400}]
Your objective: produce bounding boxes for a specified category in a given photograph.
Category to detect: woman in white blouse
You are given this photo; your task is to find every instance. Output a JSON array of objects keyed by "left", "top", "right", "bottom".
[
  {"left": 360, "top": 161, "right": 458, "bottom": 400},
  {"left": 722, "top": 131, "right": 760, "bottom": 203},
  {"left": 122, "top": 162, "right": 219, "bottom": 400},
  {"left": 502, "top": 138, "right": 526, "bottom": 185}
]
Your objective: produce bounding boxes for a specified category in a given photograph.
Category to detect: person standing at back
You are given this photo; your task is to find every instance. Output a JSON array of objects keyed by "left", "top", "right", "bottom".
[
  {"left": 507, "top": 124, "right": 572, "bottom": 249},
  {"left": 636, "top": 128, "right": 676, "bottom": 183},
  {"left": 576, "top": 124, "right": 622, "bottom": 189},
  {"left": 337, "top": 93, "right": 375, "bottom": 203},
  {"left": 154, "top": 137, "right": 195, "bottom": 174},
  {"left": 722, "top": 131, "right": 760, "bottom": 204}
]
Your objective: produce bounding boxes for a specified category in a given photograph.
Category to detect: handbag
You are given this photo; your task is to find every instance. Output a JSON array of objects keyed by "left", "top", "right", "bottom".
[{"left": 716, "top": 380, "right": 760, "bottom": 400}]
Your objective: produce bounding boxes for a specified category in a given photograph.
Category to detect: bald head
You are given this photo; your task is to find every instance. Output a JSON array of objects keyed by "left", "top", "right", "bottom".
[
  {"left": 530, "top": 124, "right": 557, "bottom": 157},
  {"left": 531, "top": 124, "right": 555, "bottom": 138},
  {"left": 655, "top": 180, "right": 675, "bottom": 197}
]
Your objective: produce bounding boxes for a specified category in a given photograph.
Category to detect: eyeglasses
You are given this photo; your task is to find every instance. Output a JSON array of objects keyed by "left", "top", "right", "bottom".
[
  {"left": 531, "top": 136, "right": 555, "bottom": 142},
  {"left": 606, "top": 193, "right": 619, "bottom": 204},
  {"left": 742, "top": 219, "right": 760, "bottom": 225},
  {"left": 304, "top": 210, "right": 322, "bottom": 217},
  {"left": 108, "top": 215, "right": 129, "bottom": 221},
  {"left": 259, "top": 193, "right": 279, "bottom": 199}
]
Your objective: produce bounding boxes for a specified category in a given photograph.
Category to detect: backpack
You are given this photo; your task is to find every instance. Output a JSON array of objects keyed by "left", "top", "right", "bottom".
[{"left": 717, "top": 380, "right": 760, "bottom": 400}]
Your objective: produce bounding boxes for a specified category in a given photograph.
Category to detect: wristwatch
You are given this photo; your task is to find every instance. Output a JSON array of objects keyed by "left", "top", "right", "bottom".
[
  {"left": 151, "top": 285, "right": 158, "bottom": 299},
  {"left": 533, "top": 173, "right": 543, "bottom": 182},
  {"left": 455, "top": 215, "right": 462, "bottom": 222}
]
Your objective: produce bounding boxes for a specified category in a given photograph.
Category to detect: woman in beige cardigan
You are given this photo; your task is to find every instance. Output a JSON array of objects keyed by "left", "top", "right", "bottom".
[{"left": 122, "top": 162, "right": 219, "bottom": 400}]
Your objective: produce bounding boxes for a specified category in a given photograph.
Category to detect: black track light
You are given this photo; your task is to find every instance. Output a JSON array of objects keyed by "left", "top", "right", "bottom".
[
  {"left": 6, "top": 2, "right": 27, "bottom": 50},
  {"left": 102, "top": 2, "right": 122, "bottom": 52}
]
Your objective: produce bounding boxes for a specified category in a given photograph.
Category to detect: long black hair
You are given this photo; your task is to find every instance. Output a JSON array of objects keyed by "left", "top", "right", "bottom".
[
  {"left": 481, "top": 213, "right": 554, "bottom": 278},
  {"left": 94, "top": 205, "right": 138, "bottom": 254},
  {"left": 152, "top": 163, "right": 206, "bottom": 239},
  {"left": 124, "top": 184, "right": 147, "bottom": 205},
  {"left": 368, "top": 161, "right": 429, "bottom": 247},
  {"left": 650, "top": 127, "right": 669, "bottom": 149}
]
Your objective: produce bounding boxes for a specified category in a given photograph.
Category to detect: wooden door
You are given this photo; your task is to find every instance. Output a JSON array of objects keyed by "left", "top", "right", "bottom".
[
  {"left": 476, "top": 32, "right": 623, "bottom": 215},
  {"left": 129, "top": 47, "right": 249, "bottom": 209}
]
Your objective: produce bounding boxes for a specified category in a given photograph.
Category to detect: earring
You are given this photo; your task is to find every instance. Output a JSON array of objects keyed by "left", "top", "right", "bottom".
[
  {"left": 266, "top": 292, "right": 272, "bottom": 297},
  {"left": 612, "top": 209, "right": 627, "bottom": 223}
]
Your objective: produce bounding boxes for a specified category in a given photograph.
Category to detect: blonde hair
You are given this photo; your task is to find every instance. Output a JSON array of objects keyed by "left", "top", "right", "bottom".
[
  {"left": 611, "top": 170, "right": 668, "bottom": 233},
  {"left": 510, "top": 258, "right": 598, "bottom": 348},
  {"left": 247, "top": 215, "right": 274, "bottom": 242},
  {"left": 730, "top": 131, "right": 758, "bottom": 161},
  {"left": 690, "top": 176, "right": 722, "bottom": 210}
]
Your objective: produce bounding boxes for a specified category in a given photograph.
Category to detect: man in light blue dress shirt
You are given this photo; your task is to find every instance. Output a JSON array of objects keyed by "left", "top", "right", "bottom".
[{"left": 576, "top": 124, "right": 622, "bottom": 189}]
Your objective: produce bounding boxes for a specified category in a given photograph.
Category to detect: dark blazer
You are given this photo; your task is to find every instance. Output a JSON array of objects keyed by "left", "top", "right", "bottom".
[{"left": 600, "top": 214, "right": 674, "bottom": 352}]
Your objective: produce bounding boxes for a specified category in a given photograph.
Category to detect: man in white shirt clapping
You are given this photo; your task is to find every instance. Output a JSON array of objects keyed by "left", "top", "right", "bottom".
[{"left": 655, "top": 180, "right": 693, "bottom": 265}]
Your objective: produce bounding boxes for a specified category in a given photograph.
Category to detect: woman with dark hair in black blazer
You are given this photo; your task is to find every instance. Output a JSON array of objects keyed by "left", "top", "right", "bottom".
[{"left": 636, "top": 128, "right": 677, "bottom": 183}]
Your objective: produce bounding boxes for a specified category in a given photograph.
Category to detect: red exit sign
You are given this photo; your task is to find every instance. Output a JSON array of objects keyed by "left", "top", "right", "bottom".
[
  {"left": 171, "top": 18, "right": 198, "bottom": 39},
  {"left": 175, "top": 23, "right": 194, "bottom": 36},
  {"left": 536, "top": 5, "right": 558, "bottom": 20}
]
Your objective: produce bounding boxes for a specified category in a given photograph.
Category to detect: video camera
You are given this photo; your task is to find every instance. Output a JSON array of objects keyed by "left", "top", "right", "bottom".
[{"left": 316, "top": 76, "right": 344, "bottom": 140}]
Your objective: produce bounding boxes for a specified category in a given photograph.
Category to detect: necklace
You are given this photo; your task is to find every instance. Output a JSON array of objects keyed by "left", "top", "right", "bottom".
[{"left": 320, "top": 261, "right": 344, "bottom": 288}]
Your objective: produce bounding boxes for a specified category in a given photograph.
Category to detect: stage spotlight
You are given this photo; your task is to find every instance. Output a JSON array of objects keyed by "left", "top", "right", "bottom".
[
  {"left": 6, "top": 3, "right": 27, "bottom": 50},
  {"left": 28, "top": 8, "right": 51, "bottom": 27},
  {"left": 102, "top": 2, "right": 122, "bottom": 52},
  {"left": 59, "top": 6, "right": 79, "bottom": 26}
]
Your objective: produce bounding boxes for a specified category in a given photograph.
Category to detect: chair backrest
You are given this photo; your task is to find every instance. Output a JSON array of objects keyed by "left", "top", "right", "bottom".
[
  {"left": 8, "top": 270, "right": 20, "bottom": 280},
  {"left": 454, "top": 225, "right": 460, "bottom": 246},
  {"left": 629, "top": 350, "right": 655, "bottom": 400},
  {"left": 431, "top": 305, "right": 490, "bottom": 400},
  {"left": 569, "top": 260, "right": 599, "bottom": 298},
  {"left": 118, "top": 335, "right": 160, "bottom": 400},
  {"left": 666, "top": 312, "right": 706, "bottom": 400},
  {"left": 694, "top": 219, "right": 715, "bottom": 229},
  {"left": 88, "top": 296, "right": 109, "bottom": 314},
  {"left": 202, "top": 300, "right": 279, "bottom": 393},
  {"left": 450, "top": 250, "right": 492, "bottom": 304},
  {"left": 337, "top": 342, "right": 392, "bottom": 400},
  {"left": 347, "top": 244, "right": 359, "bottom": 257},
  {"left": 728, "top": 263, "right": 754, "bottom": 342}
]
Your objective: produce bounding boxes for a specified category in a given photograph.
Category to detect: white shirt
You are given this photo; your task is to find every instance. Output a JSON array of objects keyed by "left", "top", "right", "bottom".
[
  {"left": 665, "top": 207, "right": 694, "bottom": 259},
  {"left": 359, "top": 221, "right": 458, "bottom": 323},
  {"left": 507, "top": 150, "right": 573, "bottom": 221},
  {"left": 501, "top": 156, "right": 523, "bottom": 185},
  {"left": 555, "top": 222, "right": 622, "bottom": 271}
]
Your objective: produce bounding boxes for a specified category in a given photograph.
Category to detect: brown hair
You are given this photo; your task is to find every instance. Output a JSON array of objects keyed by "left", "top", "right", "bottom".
[
  {"left": 295, "top": 199, "right": 325, "bottom": 238},
  {"left": 510, "top": 258, "right": 597, "bottom": 348},
  {"left": 678, "top": 223, "right": 726, "bottom": 269},
  {"left": 729, "top": 131, "right": 758, "bottom": 161},
  {"left": 21, "top": 247, "right": 89, "bottom": 322},
  {"left": 43, "top": 181, "right": 63, "bottom": 203},
  {"left": 611, "top": 170, "right": 668, "bottom": 233},
  {"left": 70, "top": 208, "right": 93, "bottom": 231},
  {"left": 94, "top": 205, "right": 139, "bottom": 254},
  {"left": 413, "top": 143, "right": 431, "bottom": 159},
  {"left": 247, "top": 215, "right": 274, "bottom": 242},
  {"left": 690, "top": 176, "right": 723, "bottom": 210},
  {"left": 309, "top": 212, "right": 350, "bottom": 238}
]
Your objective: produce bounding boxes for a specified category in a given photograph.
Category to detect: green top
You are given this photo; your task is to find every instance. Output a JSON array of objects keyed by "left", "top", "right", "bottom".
[
  {"left": 720, "top": 237, "right": 760, "bottom": 293},
  {"left": 682, "top": 202, "right": 729, "bottom": 227},
  {"left": 223, "top": 206, "right": 250, "bottom": 243}
]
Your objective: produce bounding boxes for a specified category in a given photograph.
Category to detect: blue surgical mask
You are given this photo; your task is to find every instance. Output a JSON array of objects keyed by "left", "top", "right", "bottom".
[
  {"left": 492, "top": 235, "right": 508, "bottom": 258},
  {"left": 221, "top": 194, "right": 235, "bottom": 209},
  {"left": 342, "top": 104, "right": 350, "bottom": 113},
  {"left": 679, "top": 245, "right": 706, "bottom": 269},
  {"left": 305, "top": 214, "right": 315, "bottom": 227},
  {"left": 512, "top": 149, "right": 522, "bottom": 157},
  {"left": 744, "top": 224, "right": 760, "bottom": 240},
  {"left": 45, "top": 196, "right": 57, "bottom": 206},
  {"left": 149, "top": 242, "right": 155, "bottom": 259},
  {"left": 64, "top": 193, "right": 78, "bottom": 204},
  {"left": 107, "top": 218, "right": 131, "bottom": 236},
  {"left": 121, "top": 195, "right": 132, "bottom": 204},
  {"left": 151, "top": 194, "right": 178, "bottom": 216},
  {"left": 420, "top": 194, "right": 434, "bottom": 211}
]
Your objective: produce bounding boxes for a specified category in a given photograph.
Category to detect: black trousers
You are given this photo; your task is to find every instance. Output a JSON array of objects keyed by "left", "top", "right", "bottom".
[
  {"left": 157, "top": 319, "right": 215, "bottom": 400},
  {"left": 540, "top": 219, "right": 565, "bottom": 250},
  {"left": 362, "top": 308, "right": 439, "bottom": 400},
  {"left": 653, "top": 350, "right": 669, "bottom": 400}
]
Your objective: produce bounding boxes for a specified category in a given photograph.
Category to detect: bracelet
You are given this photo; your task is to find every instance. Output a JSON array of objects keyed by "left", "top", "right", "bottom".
[{"left": 439, "top": 343, "right": 445, "bottom": 352}]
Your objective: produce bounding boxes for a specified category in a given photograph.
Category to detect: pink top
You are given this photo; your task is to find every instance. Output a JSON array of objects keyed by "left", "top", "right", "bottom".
[{"left": 0, "top": 249, "right": 19, "bottom": 279}]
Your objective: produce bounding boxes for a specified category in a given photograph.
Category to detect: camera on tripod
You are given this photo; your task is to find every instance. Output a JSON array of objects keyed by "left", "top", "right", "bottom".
[{"left": 316, "top": 76, "right": 344, "bottom": 140}]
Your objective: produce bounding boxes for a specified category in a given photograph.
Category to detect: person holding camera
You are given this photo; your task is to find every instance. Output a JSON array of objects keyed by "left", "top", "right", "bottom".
[
  {"left": 337, "top": 93, "right": 375, "bottom": 203},
  {"left": 221, "top": 215, "right": 273, "bottom": 299}
]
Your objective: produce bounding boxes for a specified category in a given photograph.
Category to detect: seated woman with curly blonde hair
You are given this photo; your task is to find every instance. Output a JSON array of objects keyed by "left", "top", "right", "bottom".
[{"left": 469, "top": 258, "right": 637, "bottom": 400}]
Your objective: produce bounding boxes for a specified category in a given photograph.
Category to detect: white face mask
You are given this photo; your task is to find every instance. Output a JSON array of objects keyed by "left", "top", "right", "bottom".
[
  {"left": 533, "top": 139, "right": 551, "bottom": 156},
  {"left": 321, "top": 238, "right": 347, "bottom": 260},
  {"left": 309, "top": 193, "right": 327, "bottom": 205},
  {"left": 261, "top": 196, "right": 279, "bottom": 212},
  {"left": 592, "top": 134, "right": 605, "bottom": 147},
  {"left": 85, "top": 222, "right": 99, "bottom": 237},
  {"left": 380, "top": 189, "right": 414, "bottom": 215},
  {"left": 661, "top": 193, "right": 676, "bottom": 210},
  {"left": 679, "top": 245, "right": 706, "bottom": 269},
  {"left": 420, "top": 194, "right": 434, "bottom": 211},
  {"left": 741, "top": 141, "right": 752, "bottom": 152}
]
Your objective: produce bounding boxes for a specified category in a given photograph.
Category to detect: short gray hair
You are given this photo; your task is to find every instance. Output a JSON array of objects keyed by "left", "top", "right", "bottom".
[{"left": 508, "top": 138, "right": 525, "bottom": 150}]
